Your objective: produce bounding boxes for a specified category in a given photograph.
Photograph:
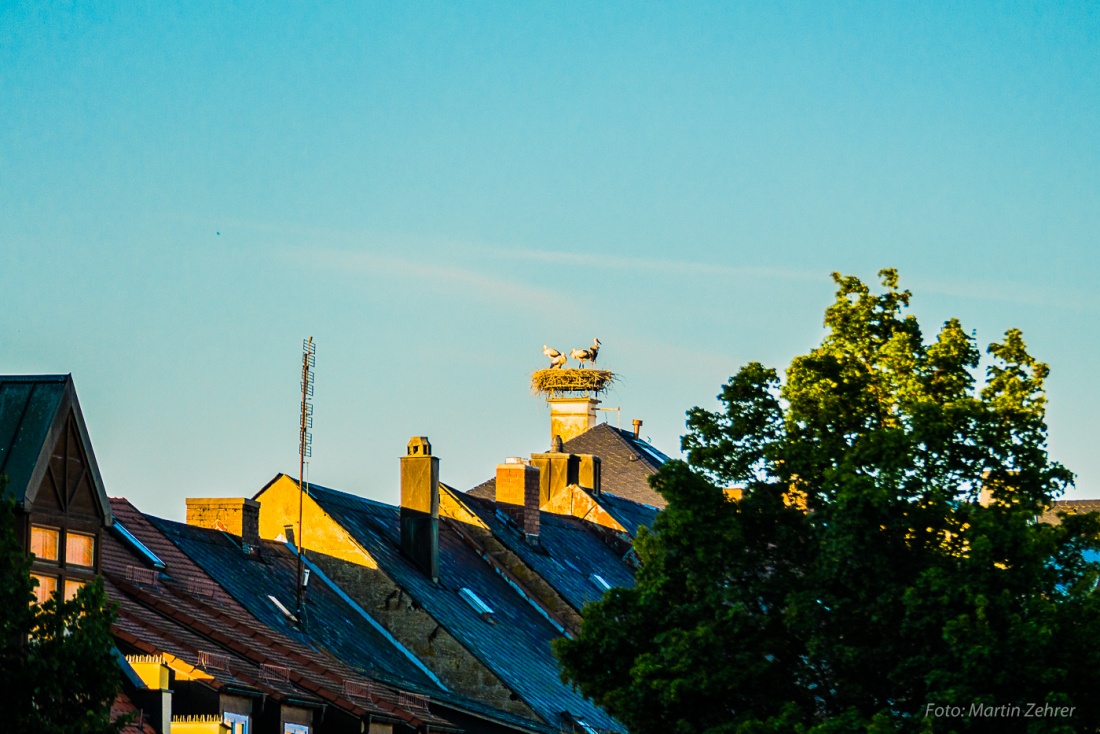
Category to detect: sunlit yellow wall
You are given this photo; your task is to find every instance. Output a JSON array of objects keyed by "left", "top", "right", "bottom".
[
  {"left": 542, "top": 485, "right": 626, "bottom": 532},
  {"left": 439, "top": 484, "right": 489, "bottom": 529},
  {"left": 253, "top": 475, "right": 379, "bottom": 569},
  {"left": 172, "top": 718, "right": 229, "bottom": 733},
  {"left": 126, "top": 656, "right": 169, "bottom": 690}
]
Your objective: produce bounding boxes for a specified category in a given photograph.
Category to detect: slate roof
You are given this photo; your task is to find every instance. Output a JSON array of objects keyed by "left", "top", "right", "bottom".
[
  {"left": 561, "top": 424, "right": 669, "bottom": 508},
  {"left": 307, "top": 482, "right": 625, "bottom": 733},
  {"left": 459, "top": 494, "right": 635, "bottom": 613},
  {"left": 468, "top": 424, "right": 669, "bottom": 510},
  {"left": 0, "top": 374, "right": 111, "bottom": 521},
  {"left": 594, "top": 493, "right": 659, "bottom": 537},
  {"left": 104, "top": 498, "right": 455, "bottom": 729}
]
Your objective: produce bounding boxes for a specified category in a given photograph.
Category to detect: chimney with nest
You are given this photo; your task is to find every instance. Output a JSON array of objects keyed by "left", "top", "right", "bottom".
[
  {"left": 400, "top": 436, "right": 439, "bottom": 582},
  {"left": 496, "top": 458, "right": 540, "bottom": 542},
  {"left": 632, "top": 419, "right": 643, "bottom": 440},
  {"left": 547, "top": 396, "right": 600, "bottom": 444},
  {"left": 186, "top": 498, "right": 261, "bottom": 550}
]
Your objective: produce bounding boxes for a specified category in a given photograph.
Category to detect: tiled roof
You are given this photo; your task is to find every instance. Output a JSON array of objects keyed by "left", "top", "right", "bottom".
[
  {"left": 308, "top": 482, "right": 625, "bottom": 733},
  {"left": 105, "top": 498, "right": 455, "bottom": 729},
  {"left": 467, "top": 423, "right": 669, "bottom": 510},
  {"left": 459, "top": 494, "right": 635, "bottom": 613},
  {"left": 112, "top": 691, "right": 158, "bottom": 734},
  {"left": 1040, "top": 499, "right": 1100, "bottom": 526}
]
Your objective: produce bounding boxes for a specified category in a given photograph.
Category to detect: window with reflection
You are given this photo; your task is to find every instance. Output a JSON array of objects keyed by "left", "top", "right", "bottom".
[
  {"left": 30, "top": 526, "right": 59, "bottom": 563},
  {"left": 31, "top": 574, "right": 57, "bottom": 604},
  {"left": 65, "top": 532, "right": 95, "bottom": 568},
  {"left": 64, "top": 579, "right": 86, "bottom": 601}
]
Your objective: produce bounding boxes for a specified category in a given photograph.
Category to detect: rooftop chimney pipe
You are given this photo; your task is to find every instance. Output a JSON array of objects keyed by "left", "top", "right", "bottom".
[{"left": 632, "top": 419, "right": 643, "bottom": 440}]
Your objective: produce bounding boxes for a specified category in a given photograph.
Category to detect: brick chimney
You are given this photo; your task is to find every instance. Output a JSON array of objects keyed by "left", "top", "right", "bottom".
[
  {"left": 400, "top": 436, "right": 439, "bottom": 582},
  {"left": 186, "top": 498, "right": 261, "bottom": 549},
  {"left": 547, "top": 396, "right": 599, "bottom": 444},
  {"left": 496, "top": 458, "right": 540, "bottom": 541}
]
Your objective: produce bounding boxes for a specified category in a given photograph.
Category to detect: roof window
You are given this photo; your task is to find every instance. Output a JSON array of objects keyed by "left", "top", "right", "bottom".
[
  {"left": 589, "top": 574, "right": 612, "bottom": 592},
  {"left": 112, "top": 522, "right": 166, "bottom": 569},
  {"left": 459, "top": 587, "right": 496, "bottom": 622},
  {"left": 268, "top": 594, "right": 298, "bottom": 623}
]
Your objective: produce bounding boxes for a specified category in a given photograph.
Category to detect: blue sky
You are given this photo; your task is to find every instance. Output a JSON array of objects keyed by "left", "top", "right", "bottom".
[{"left": 2, "top": 2, "right": 1098, "bottom": 519}]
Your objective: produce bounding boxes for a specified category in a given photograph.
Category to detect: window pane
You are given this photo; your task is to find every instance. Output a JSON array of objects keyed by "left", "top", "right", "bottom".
[
  {"left": 64, "top": 579, "right": 86, "bottom": 601},
  {"left": 284, "top": 725, "right": 309, "bottom": 734},
  {"left": 30, "top": 526, "right": 59, "bottom": 562},
  {"left": 31, "top": 574, "right": 57, "bottom": 604},
  {"left": 224, "top": 712, "right": 249, "bottom": 734},
  {"left": 66, "top": 532, "right": 95, "bottom": 567}
]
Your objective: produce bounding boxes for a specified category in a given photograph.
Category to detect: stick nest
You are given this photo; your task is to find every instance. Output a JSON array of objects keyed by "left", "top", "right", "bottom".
[{"left": 531, "top": 368, "right": 616, "bottom": 396}]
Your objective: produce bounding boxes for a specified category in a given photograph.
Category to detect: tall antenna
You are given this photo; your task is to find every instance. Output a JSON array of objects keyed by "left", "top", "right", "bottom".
[{"left": 295, "top": 336, "right": 315, "bottom": 623}]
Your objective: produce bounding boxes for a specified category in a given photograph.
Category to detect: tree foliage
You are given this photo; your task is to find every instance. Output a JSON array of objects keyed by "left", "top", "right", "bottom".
[
  {"left": 555, "top": 270, "right": 1100, "bottom": 733},
  {"left": 0, "top": 495, "right": 125, "bottom": 734}
]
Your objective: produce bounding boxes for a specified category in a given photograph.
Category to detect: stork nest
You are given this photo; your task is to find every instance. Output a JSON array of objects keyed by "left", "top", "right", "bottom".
[{"left": 531, "top": 368, "right": 615, "bottom": 396}]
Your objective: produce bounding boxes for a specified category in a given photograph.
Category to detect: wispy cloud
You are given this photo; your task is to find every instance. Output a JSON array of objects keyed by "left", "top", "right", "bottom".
[
  {"left": 911, "top": 278, "right": 1099, "bottom": 311},
  {"left": 490, "top": 248, "right": 827, "bottom": 283},
  {"left": 292, "top": 248, "right": 579, "bottom": 316}
]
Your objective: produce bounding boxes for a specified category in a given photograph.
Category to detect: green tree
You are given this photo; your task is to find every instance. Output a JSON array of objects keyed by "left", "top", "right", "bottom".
[
  {"left": 556, "top": 270, "right": 1100, "bottom": 734},
  {"left": 0, "top": 495, "right": 126, "bottom": 734}
]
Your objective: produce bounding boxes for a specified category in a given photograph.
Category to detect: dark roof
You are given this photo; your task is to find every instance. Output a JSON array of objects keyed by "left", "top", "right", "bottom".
[
  {"left": 594, "top": 493, "right": 659, "bottom": 537},
  {"left": 467, "top": 424, "right": 668, "bottom": 510},
  {"left": 0, "top": 375, "right": 67, "bottom": 499},
  {"left": 307, "top": 482, "right": 624, "bottom": 733},
  {"left": 561, "top": 424, "right": 668, "bottom": 508},
  {"left": 0, "top": 375, "right": 112, "bottom": 521},
  {"left": 105, "top": 498, "right": 455, "bottom": 729},
  {"left": 460, "top": 494, "right": 635, "bottom": 613},
  {"left": 147, "top": 516, "right": 444, "bottom": 695}
]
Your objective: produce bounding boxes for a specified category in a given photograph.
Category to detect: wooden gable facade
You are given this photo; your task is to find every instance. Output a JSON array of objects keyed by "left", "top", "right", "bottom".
[{"left": 0, "top": 375, "right": 113, "bottom": 603}]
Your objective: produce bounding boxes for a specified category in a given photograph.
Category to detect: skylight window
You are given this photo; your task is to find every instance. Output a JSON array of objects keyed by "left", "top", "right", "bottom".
[
  {"left": 268, "top": 594, "right": 297, "bottom": 622},
  {"left": 633, "top": 440, "right": 669, "bottom": 466},
  {"left": 459, "top": 587, "right": 495, "bottom": 622},
  {"left": 589, "top": 574, "right": 612, "bottom": 592},
  {"left": 112, "top": 522, "right": 166, "bottom": 569}
]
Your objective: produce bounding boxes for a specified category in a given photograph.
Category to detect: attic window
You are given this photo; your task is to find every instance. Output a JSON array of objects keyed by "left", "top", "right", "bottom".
[
  {"left": 459, "top": 587, "right": 496, "bottom": 622},
  {"left": 588, "top": 574, "right": 612, "bottom": 592},
  {"left": 66, "top": 532, "right": 95, "bottom": 568},
  {"left": 112, "top": 522, "right": 166, "bottom": 569},
  {"left": 30, "top": 526, "right": 59, "bottom": 563}
]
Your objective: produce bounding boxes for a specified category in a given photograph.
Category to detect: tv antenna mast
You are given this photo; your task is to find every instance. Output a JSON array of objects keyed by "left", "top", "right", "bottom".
[{"left": 295, "top": 336, "right": 315, "bottom": 623}]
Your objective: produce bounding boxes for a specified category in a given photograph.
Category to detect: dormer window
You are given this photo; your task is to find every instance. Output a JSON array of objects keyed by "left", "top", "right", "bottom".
[
  {"left": 31, "top": 574, "right": 57, "bottom": 604},
  {"left": 65, "top": 532, "right": 95, "bottom": 568},
  {"left": 64, "top": 578, "right": 86, "bottom": 601},
  {"left": 30, "top": 526, "right": 59, "bottom": 563}
]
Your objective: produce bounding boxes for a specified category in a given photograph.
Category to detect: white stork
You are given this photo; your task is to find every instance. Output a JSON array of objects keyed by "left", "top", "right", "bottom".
[
  {"left": 543, "top": 345, "right": 567, "bottom": 369},
  {"left": 570, "top": 338, "right": 601, "bottom": 368}
]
